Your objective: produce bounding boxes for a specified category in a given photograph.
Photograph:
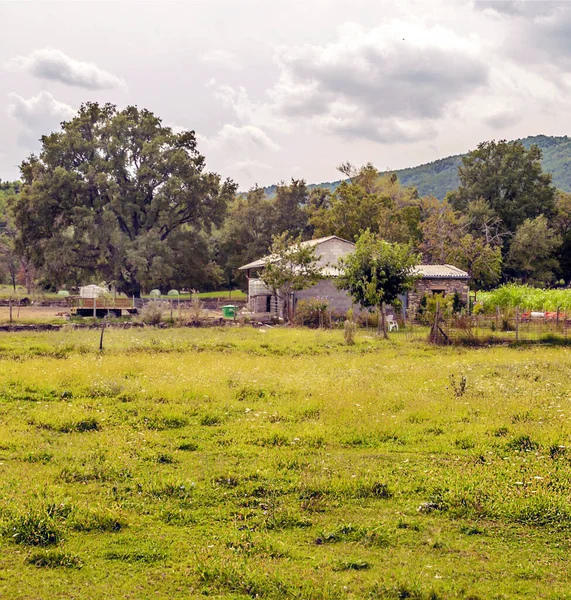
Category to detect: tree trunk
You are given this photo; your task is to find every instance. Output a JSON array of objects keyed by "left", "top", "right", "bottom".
[
  {"left": 122, "top": 281, "right": 142, "bottom": 298},
  {"left": 21, "top": 259, "right": 34, "bottom": 295},
  {"left": 380, "top": 303, "right": 388, "bottom": 340}
]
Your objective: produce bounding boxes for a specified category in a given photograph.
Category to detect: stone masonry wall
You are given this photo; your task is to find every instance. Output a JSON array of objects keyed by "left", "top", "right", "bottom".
[{"left": 407, "top": 278, "right": 470, "bottom": 317}]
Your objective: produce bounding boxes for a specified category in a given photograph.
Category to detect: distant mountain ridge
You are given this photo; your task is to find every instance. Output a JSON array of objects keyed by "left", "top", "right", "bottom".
[{"left": 264, "top": 135, "right": 571, "bottom": 199}]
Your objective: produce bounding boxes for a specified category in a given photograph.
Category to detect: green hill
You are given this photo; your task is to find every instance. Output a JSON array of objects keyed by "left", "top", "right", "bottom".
[{"left": 265, "top": 135, "right": 571, "bottom": 199}]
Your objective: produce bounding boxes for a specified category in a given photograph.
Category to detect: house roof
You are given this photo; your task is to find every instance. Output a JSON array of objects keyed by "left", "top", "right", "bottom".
[
  {"left": 414, "top": 264, "right": 470, "bottom": 279},
  {"left": 239, "top": 237, "right": 470, "bottom": 280},
  {"left": 238, "top": 235, "right": 353, "bottom": 271}
]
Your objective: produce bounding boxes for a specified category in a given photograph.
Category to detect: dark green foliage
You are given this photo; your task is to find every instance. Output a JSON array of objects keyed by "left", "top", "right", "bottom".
[
  {"left": 315, "top": 524, "right": 389, "bottom": 547},
  {"left": 11, "top": 103, "right": 236, "bottom": 295},
  {"left": 450, "top": 140, "right": 555, "bottom": 232},
  {"left": 105, "top": 548, "right": 167, "bottom": 563},
  {"left": 200, "top": 414, "right": 222, "bottom": 426},
  {"left": 36, "top": 417, "right": 100, "bottom": 433},
  {"left": 70, "top": 510, "right": 125, "bottom": 532},
  {"left": 219, "top": 180, "right": 313, "bottom": 289},
  {"left": 337, "top": 230, "right": 420, "bottom": 337}
]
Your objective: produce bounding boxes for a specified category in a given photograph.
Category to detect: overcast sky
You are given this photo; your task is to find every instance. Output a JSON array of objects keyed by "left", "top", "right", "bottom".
[{"left": 1, "top": 0, "right": 570, "bottom": 189}]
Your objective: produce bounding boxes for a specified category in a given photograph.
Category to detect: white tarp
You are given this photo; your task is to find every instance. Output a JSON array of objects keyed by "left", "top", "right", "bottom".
[{"left": 79, "top": 284, "right": 107, "bottom": 298}]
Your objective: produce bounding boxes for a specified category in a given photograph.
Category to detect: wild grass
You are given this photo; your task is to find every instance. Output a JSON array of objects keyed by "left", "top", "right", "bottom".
[
  {"left": 479, "top": 283, "right": 571, "bottom": 311},
  {"left": 0, "top": 326, "right": 569, "bottom": 599}
]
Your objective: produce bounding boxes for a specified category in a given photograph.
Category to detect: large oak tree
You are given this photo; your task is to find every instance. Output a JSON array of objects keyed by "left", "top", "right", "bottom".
[
  {"left": 11, "top": 103, "right": 236, "bottom": 296},
  {"left": 448, "top": 140, "right": 556, "bottom": 233}
]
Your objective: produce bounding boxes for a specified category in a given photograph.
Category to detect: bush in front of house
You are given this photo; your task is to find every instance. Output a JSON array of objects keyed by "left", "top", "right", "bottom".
[{"left": 294, "top": 298, "right": 329, "bottom": 327}]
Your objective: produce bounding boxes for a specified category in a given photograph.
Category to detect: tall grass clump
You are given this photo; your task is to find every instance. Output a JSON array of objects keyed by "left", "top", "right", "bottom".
[
  {"left": 26, "top": 550, "right": 82, "bottom": 568},
  {"left": 7, "top": 512, "right": 64, "bottom": 546},
  {"left": 344, "top": 309, "right": 356, "bottom": 345}
]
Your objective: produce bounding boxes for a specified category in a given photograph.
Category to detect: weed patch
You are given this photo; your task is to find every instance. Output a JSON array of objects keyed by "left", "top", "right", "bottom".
[
  {"left": 506, "top": 435, "right": 540, "bottom": 452},
  {"left": 316, "top": 523, "right": 389, "bottom": 547},
  {"left": 7, "top": 512, "right": 64, "bottom": 546},
  {"left": 26, "top": 550, "right": 82, "bottom": 569}
]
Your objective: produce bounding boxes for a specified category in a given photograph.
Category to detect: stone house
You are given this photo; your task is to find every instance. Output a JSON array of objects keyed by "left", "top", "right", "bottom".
[{"left": 239, "top": 236, "right": 470, "bottom": 318}]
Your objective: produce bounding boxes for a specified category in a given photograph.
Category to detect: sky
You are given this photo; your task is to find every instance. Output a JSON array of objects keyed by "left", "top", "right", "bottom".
[{"left": 1, "top": 0, "right": 571, "bottom": 190}]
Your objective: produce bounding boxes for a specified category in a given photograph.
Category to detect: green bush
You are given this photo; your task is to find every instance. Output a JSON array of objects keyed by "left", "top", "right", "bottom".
[{"left": 294, "top": 298, "right": 329, "bottom": 327}]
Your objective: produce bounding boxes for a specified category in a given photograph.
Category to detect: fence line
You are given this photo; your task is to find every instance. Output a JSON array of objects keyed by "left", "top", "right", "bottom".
[{"left": 396, "top": 308, "right": 570, "bottom": 344}]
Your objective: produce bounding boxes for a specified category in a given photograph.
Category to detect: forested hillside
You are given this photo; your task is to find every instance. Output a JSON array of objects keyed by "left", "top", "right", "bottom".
[{"left": 262, "top": 135, "right": 571, "bottom": 199}]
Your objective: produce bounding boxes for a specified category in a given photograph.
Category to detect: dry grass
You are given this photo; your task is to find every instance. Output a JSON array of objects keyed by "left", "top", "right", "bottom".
[{"left": 0, "top": 306, "right": 69, "bottom": 323}]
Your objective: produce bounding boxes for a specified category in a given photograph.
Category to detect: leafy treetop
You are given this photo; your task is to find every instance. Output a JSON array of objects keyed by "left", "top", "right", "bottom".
[
  {"left": 337, "top": 230, "right": 420, "bottom": 337},
  {"left": 11, "top": 102, "right": 236, "bottom": 296}
]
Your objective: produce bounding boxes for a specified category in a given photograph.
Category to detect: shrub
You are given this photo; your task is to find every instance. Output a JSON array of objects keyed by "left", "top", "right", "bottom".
[
  {"left": 316, "top": 523, "right": 389, "bottom": 547},
  {"left": 294, "top": 298, "right": 329, "bottom": 327},
  {"left": 200, "top": 414, "right": 222, "bottom": 426},
  {"left": 138, "top": 301, "right": 170, "bottom": 325},
  {"left": 332, "top": 559, "right": 370, "bottom": 571}
]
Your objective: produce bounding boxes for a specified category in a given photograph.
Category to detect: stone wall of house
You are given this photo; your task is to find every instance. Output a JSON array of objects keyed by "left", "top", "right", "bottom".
[
  {"left": 293, "top": 279, "right": 356, "bottom": 316},
  {"left": 407, "top": 278, "right": 470, "bottom": 316}
]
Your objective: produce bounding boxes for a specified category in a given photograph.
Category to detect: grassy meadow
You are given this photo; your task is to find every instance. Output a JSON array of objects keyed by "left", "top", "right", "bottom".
[{"left": 0, "top": 327, "right": 570, "bottom": 599}]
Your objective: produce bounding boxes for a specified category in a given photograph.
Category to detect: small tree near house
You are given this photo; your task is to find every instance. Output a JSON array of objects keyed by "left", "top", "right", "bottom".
[
  {"left": 336, "top": 230, "right": 420, "bottom": 339},
  {"left": 258, "top": 233, "right": 322, "bottom": 323}
]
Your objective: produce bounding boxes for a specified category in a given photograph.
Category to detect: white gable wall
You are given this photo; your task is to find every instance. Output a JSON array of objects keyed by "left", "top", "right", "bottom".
[{"left": 313, "top": 237, "right": 355, "bottom": 269}]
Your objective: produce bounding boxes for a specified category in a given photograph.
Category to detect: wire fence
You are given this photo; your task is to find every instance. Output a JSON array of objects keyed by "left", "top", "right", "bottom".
[{"left": 391, "top": 310, "right": 571, "bottom": 345}]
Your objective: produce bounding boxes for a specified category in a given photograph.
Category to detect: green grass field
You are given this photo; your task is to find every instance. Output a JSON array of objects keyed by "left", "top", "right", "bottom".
[{"left": 0, "top": 327, "right": 569, "bottom": 599}]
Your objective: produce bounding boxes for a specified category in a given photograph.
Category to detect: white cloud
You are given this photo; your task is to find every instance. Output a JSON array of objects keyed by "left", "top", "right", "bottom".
[
  {"left": 474, "top": 1, "right": 559, "bottom": 19},
  {"left": 482, "top": 109, "right": 521, "bottom": 129},
  {"left": 229, "top": 159, "right": 275, "bottom": 172},
  {"left": 199, "top": 49, "right": 241, "bottom": 70},
  {"left": 201, "top": 123, "right": 280, "bottom": 153},
  {"left": 272, "top": 21, "right": 488, "bottom": 122},
  {"left": 209, "top": 81, "right": 290, "bottom": 132},
  {"left": 6, "top": 48, "right": 126, "bottom": 90},
  {"left": 7, "top": 91, "right": 75, "bottom": 146},
  {"left": 210, "top": 19, "right": 489, "bottom": 145}
]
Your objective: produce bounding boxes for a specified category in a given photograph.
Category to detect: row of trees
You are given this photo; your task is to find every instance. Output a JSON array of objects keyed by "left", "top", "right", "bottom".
[{"left": 1, "top": 103, "right": 569, "bottom": 295}]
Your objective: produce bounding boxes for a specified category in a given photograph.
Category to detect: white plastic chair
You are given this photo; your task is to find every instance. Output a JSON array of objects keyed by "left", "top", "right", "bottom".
[{"left": 387, "top": 315, "right": 399, "bottom": 332}]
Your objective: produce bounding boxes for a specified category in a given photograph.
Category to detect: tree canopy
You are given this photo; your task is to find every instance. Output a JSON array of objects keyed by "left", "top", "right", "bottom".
[
  {"left": 258, "top": 233, "right": 322, "bottom": 323},
  {"left": 309, "top": 164, "right": 420, "bottom": 243},
  {"left": 11, "top": 103, "right": 236, "bottom": 295},
  {"left": 337, "top": 230, "right": 420, "bottom": 337},
  {"left": 449, "top": 140, "right": 556, "bottom": 233}
]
